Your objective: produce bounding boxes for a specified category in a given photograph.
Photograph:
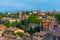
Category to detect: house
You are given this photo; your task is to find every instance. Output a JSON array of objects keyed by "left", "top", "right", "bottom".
[
  {"left": 22, "top": 36, "right": 32, "bottom": 40},
  {"left": 0, "top": 24, "right": 6, "bottom": 30},
  {"left": 0, "top": 27, "right": 24, "bottom": 40},
  {"left": 6, "top": 27, "right": 24, "bottom": 34},
  {"left": 49, "top": 26, "right": 60, "bottom": 40},
  {"left": 29, "top": 13, "right": 32, "bottom": 15},
  {"left": 40, "top": 12, "right": 46, "bottom": 16},
  {"left": 0, "top": 24, "right": 7, "bottom": 37},
  {"left": 43, "top": 25, "right": 60, "bottom": 40},
  {"left": 2, "top": 32, "right": 21, "bottom": 40},
  {"left": 6, "top": 12, "right": 13, "bottom": 14},
  {"left": 32, "top": 31, "right": 48, "bottom": 40},
  {"left": 1, "top": 17, "right": 20, "bottom": 23},
  {"left": 42, "top": 21, "right": 54, "bottom": 32},
  {"left": 33, "top": 10, "right": 38, "bottom": 14},
  {"left": 14, "top": 29, "right": 24, "bottom": 34}
]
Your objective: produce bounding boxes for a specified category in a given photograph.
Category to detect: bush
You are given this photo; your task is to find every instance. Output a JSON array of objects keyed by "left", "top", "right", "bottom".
[{"left": 16, "top": 32, "right": 24, "bottom": 38}]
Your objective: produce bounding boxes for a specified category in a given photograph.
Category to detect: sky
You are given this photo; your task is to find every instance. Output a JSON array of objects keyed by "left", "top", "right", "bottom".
[{"left": 0, "top": 0, "right": 60, "bottom": 12}]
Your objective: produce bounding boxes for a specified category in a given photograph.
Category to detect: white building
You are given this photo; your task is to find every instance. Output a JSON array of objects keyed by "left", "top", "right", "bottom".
[{"left": 1, "top": 17, "right": 20, "bottom": 23}]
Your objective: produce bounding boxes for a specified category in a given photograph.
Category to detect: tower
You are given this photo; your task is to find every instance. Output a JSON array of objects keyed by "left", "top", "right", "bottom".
[{"left": 19, "top": 12, "right": 23, "bottom": 20}]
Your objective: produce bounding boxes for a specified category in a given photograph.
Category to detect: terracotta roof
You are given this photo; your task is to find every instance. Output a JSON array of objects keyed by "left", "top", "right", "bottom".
[
  {"left": 0, "top": 24, "right": 6, "bottom": 30},
  {"left": 42, "top": 22, "right": 54, "bottom": 26}
]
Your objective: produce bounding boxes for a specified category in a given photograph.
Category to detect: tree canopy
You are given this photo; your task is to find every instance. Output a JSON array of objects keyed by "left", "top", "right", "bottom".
[
  {"left": 28, "top": 26, "right": 40, "bottom": 35},
  {"left": 55, "top": 14, "right": 60, "bottom": 24},
  {"left": 28, "top": 14, "right": 42, "bottom": 23}
]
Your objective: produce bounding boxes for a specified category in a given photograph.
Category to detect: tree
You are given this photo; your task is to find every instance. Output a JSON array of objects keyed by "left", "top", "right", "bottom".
[
  {"left": 55, "top": 14, "right": 60, "bottom": 24},
  {"left": 0, "top": 20, "right": 12, "bottom": 28},
  {"left": 21, "top": 19, "right": 29, "bottom": 25},
  {"left": 28, "top": 14, "right": 42, "bottom": 32},
  {"left": 20, "top": 19, "right": 30, "bottom": 32},
  {"left": 4, "top": 21, "right": 13, "bottom": 28},
  {"left": 28, "top": 14, "right": 36, "bottom": 23},
  {"left": 15, "top": 21, "right": 22, "bottom": 29},
  {"left": 28, "top": 14, "right": 42, "bottom": 23},
  {"left": 28, "top": 26, "right": 40, "bottom": 35}
]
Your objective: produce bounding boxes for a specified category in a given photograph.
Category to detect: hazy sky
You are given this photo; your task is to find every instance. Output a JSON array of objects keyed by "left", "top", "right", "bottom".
[{"left": 0, "top": 0, "right": 60, "bottom": 12}]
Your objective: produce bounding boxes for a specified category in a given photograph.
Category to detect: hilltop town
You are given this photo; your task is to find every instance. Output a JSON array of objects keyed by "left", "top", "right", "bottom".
[{"left": 0, "top": 10, "right": 60, "bottom": 40}]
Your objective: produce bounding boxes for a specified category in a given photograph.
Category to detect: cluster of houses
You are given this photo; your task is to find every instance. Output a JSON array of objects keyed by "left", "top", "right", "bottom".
[
  {"left": 31, "top": 25, "right": 60, "bottom": 40},
  {"left": 0, "top": 24, "right": 24, "bottom": 40},
  {"left": 0, "top": 10, "right": 60, "bottom": 40}
]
